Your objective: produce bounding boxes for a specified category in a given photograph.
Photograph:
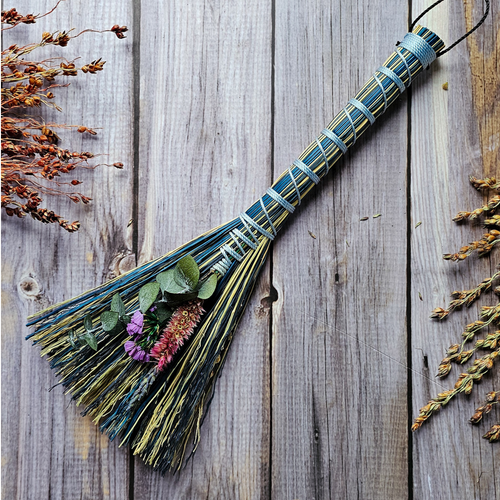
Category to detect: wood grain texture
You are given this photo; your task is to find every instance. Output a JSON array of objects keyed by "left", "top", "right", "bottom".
[
  {"left": 133, "top": 0, "right": 272, "bottom": 498},
  {"left": 411, "top": 1, "right": 500, "bottom": 499},
  {"left": 271, "top": 1, "right": 410, "bottom": 498},
  {"left": 2, "top": 0, "right": 499, "bottom": 499},
  {"left": 1, "top": 1, "right": 134, "bottom": 498}
]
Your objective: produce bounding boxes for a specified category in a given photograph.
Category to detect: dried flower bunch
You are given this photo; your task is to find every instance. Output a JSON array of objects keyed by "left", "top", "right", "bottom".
[
  {"left": 74, "top": 254, "right": 218, "bottom": 372},
  {"left": 413, "top": 176, "right": 500, "bottom": 442},
  {"left": 119, "top": 258, "right": 215, "bottom": 373},
  {"left": 1, "top": 1, "right": 127, "bottom": 231}
]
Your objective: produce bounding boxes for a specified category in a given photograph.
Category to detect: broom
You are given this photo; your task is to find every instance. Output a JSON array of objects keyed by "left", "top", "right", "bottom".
[{"left": 25, "top": 14, "right": 481, "bottom": 473}]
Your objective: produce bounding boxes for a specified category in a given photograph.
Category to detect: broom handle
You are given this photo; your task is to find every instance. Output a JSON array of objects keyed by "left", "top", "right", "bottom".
[{"left": 212, "top": 24, "right": 444, "bottom": 275}]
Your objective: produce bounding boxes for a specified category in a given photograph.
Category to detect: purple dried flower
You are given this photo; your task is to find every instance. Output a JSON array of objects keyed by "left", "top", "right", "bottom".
[
  {"left": 127, "top": 310, "right": 144, "bottom": 337},
  {"left": 124, "top": 340, "right": 150, "bottom": 362}
]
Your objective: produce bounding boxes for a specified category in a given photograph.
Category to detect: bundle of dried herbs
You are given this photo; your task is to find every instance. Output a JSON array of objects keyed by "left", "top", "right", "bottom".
[
  {"left": 1, "top": 2, "right": 127, "bottom": 231},
  {"left": 413, "top": 176, "right": 500, "bottom": 442}
]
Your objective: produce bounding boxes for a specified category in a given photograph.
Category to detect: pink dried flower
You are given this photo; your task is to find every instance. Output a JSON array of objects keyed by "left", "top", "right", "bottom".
[{"left": 151, "top": 299, "right": 204, "bottom": 371}]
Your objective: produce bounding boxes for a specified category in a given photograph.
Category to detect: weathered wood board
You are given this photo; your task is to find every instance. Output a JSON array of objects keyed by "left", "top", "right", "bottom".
[
  {"left": 271, "top": 0, "right": 410, "bottom": 498},
  {"left": 411, "top": 0, "right": 500, "bottom": 498},
  {"left": 132, "top": 1, "right": 272, "bottom": 498},
  {"left": 2, "top": 1, "right": 134, "bottom": 498},
  {"left": 2, "top": 0, "right": 498, "bottom": 499}
]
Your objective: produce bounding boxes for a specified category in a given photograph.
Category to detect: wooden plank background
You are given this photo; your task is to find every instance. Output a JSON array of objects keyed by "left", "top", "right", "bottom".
[{"left": 1, "top": 0, "right": 498, "bottom": 498}]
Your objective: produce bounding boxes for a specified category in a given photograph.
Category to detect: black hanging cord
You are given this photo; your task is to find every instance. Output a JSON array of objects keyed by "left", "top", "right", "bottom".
[{"left": 410, "top": 0, "right": 490, "bottom": 57}]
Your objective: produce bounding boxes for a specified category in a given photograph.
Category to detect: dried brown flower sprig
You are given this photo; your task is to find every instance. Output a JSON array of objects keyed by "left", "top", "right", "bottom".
[
  {"left": 412, "top": 349, "right": 499, "bottom": 432},
  {"left": 1, "top": 2, "right": 127, "bottom": 231},
  {"left": 430, "top": 271, "right": 500, "bottom": 320},
  {"left": 483, "top": 424, "right": 500, "bottom": 442},
  {"left": 1, "top": 1, "right": 64, "bottom": 29},
  {"left": 470, "top": 391, "right": 499, "bottom": 423},
  {"left": 436, "top": 324, "right": 500, "bottom": 378},
  {"left": 469, "top": 176, "right": 500, "bottom": 192},
  {"left": 452, "top": 199, "right": 500, "bottom": 222},
  {"left": 443, "top": 229, "right": 500, "bottom": 261},
  {"left": 483, "top": 215, "right": 500, "bottom": 228},
  {"left": 452, "top": 176, "right": 500, "bottom": 225},
  {"left": 413, "top": 176, "right": 499, "bottom": 440},
  {"left": 470, "top": 392, "right": 500, "bottom": 442}
]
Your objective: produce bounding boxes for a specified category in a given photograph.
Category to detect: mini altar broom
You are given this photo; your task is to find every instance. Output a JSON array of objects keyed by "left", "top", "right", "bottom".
[{"left": 27, "top": 1, "right": 490, "bottom": 474}]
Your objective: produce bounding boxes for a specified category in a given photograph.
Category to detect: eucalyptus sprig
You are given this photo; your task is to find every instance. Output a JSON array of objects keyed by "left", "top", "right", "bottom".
[
  {"left": 156, "top": 255, "right": 218, "bottom": 303},
  {"left": 101, "top": 292, "right": 130, "bottom": 332},
  {"left": 95, "top": 254, "right": 217, "bottom": 340},
  {"left": 68, "top": 313, "right": 98, "bottom": 350}
]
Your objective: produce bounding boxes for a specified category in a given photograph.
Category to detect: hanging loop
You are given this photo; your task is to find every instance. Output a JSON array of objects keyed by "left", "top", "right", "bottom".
[{"left": 410, "top": 0, "right": 490, "bottom": 58}]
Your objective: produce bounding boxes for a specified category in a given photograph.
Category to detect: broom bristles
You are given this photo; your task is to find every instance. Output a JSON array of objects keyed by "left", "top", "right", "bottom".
[
  {"left": 125, "top": 239, "right": 270, "bottom": 472},
  {"left": 27, "top": 213, "right": 271, "bottom": 473}
]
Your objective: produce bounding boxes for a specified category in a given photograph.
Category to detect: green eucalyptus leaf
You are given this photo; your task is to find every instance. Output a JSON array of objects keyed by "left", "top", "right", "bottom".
[
  {"left": 81, "top": 330, "right": 98, "bottom": 351},
  {"left": 68, "top": 329, "right": 79, "bottom": 349},
  {"left": 156, "top": 269, "right": 186, "bottom": 294},
  {"left": 155, "top": 302, "right": 173, "bottom": 324},
  {"left": 197, "top": 274, "right": 218, "bottom": 299},
  {"left": 139, "top": 282, "right": 161, "bottom": 313},
  {"left": 110, "top": 293, "right": 126, "bottom": 317},
  {"left": 168, "top": 281, "right": 190, "bottom": 294},
  {"left": 174, "top": 255, "right": 199, "bottom": 290},
  {"left": 101, "top": 310, "right": 119, "bottom": 332},
  {"left": 83, "top": 314, "right": 93, "bottom": 332},
  {"left": 165, "top": 291, "right": 199, "bottom": 305},
  {"left": 121, "top": 314, "right": 131, "bottom": 325}
]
